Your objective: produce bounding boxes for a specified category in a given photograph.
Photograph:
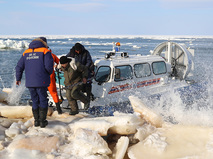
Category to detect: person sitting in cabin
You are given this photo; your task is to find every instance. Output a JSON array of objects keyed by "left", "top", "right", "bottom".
[
  {"left": 66, "top": 43, "right": 95, "bottom": 101},
  {"left": 15, "top": 37, "right": 53, "bottom": 128},
  {"left": 58, "top": 56, "right": 89, "bottom": 115}
]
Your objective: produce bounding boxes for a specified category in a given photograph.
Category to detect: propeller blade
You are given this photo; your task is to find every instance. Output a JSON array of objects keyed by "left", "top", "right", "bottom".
[{"left": 175, "top": 52, "right": 184, "bottom": 61}]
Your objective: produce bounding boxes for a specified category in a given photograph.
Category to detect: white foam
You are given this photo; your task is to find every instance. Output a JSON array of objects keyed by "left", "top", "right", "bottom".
[
  {"left": 6, "top": 80, "right": 26, "bottom": 105},
  {"left": 140, "top": 80, "right": 213, "bottom": 127},
  {"left": 132, "top": 45, "right": 141, "bottom": 49}
]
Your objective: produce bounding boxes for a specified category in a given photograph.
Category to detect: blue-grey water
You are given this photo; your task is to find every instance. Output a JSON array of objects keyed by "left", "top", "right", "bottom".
[
  {"left": 0, "top": 35, "right": 213, "bottom": 125},
  {"left": 0, "top": 36, "right": 212, "bottom": 97}
]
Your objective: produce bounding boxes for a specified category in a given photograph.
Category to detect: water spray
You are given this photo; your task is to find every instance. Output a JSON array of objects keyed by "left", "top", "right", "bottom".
[
  {"left": 5, "top": 79, "right": 26, "bottom": 106},
  {"left": 0, "top": 76, "right": 5, "bottom": 88}
]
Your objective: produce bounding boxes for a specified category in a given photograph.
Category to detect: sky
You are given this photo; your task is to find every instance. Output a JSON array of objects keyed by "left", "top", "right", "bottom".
[{"left": 0, "top": 0, "right": 213, "bottom": 35}]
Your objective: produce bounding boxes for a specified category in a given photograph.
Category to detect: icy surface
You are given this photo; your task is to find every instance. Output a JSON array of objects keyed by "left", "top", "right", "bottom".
[
  {"left": 0, "top": 36, "right": 213, "bottom": 158},
  {"left": 0, "top": 39, "right": 29, "bottom": 49},
  {"left": 0, "top": 101, "right": 213, "bottom": 158}
]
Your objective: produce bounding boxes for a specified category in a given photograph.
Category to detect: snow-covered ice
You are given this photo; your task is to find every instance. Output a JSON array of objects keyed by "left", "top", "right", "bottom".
[
  {"left": 0, "top": 96, "right": 213, "bottom": 159},
  {"left": 0, "top": 39, "right": 29, "bottom": 49}
]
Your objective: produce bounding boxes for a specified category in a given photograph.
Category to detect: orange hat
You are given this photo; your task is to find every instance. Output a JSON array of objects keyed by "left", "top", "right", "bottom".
[{"left": 116, "top": 42, "right": 120, "bottom": 46}]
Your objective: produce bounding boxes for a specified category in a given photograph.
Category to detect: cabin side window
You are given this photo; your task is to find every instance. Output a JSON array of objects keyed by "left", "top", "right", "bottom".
[
  {"left": 152, "top": 61, "right": 167, "bottom": 75},
  {"left": 134, "top": 63, "right": 151, "bottom": 78},
  {"left": 114, "top": 65, "right": 133, "bottom": 81},
  {"left": 95, "top": 66, "right": 111, "bottom": 83}
]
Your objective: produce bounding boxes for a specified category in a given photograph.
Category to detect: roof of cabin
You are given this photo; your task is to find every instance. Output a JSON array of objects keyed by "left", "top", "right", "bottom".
[{"left": 94, "top": 53, "right": 165, "bottom": 66}]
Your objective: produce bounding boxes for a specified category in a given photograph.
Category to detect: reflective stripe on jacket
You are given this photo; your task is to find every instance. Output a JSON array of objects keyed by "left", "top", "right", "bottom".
[{"left": 16, "top": 41, "right": 53, "bottom": 88}]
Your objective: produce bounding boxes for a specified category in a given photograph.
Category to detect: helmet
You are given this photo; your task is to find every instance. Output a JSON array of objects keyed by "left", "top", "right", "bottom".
[{"left": 116, "top": 42, "right": 121, "bottom": 46}]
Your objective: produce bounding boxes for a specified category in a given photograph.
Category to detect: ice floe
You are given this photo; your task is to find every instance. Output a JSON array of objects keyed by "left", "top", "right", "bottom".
[
  {"left": 0, "top": 96, "right": 213, "bottom": 158},
  {"left": 0, "top": 39, "right": 29, "bottom": 49}
]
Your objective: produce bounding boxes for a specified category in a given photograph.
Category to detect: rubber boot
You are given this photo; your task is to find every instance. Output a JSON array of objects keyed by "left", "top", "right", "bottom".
[
  {"left": 79, "top": 94, "right": 90, "bottom": 110},
  {"left": 69, "top": 100, "right": 79, "bottom": 115},
  {"left": 84, "top": 100, "right": 90, "bottom": 110},
  {"left": 73, "top": 91, "right": 90, "bottom": 110},
  {"left": 55, "top": 102, "right": 62, "bottom": 114},
  {"left": 86, "top": 84, "right": 95, "bottom": 101},
  {"left": 32, "top": 108, "right": 40, "bottom": 127},
  {"left": 39, "top": 107, "right": 48, "bottom": 128}
]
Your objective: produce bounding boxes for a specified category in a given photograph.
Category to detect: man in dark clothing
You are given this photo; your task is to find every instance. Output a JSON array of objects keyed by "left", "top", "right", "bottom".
[
  {"left": 59, "top": 56, "right": 89, "bottom": 115},
  {"left": 16, "top": 37, "right": 53, "bottom": 128},
  {"left": 66, "top": 43, "right": 94, "bottom": 102},
  {"left": 66, "top": 43, "right": 92, "bottom": 68}
]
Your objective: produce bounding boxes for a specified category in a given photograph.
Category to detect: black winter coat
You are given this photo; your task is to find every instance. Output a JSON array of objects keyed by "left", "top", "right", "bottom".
[{"left": 66, "top": 44, "right": 92, "bottom": 69}]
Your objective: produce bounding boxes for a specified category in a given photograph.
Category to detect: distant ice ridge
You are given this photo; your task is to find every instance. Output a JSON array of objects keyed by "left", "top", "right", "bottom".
[{"left": 0, "top": 39, "right": 29, "bottom": 49}]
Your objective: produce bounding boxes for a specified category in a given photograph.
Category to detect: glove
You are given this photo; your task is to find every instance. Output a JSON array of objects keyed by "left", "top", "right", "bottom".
[{"left": 57, "top": 63, "right": 62, "bottom": 69}]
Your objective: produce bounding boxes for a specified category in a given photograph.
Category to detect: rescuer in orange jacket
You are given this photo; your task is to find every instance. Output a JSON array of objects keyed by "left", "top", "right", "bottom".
[{"left": 48, "top": 52, "right": 63, "bottom": 114}]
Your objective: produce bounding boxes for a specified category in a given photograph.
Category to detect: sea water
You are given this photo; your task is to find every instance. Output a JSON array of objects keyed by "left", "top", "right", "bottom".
[{"left": 0, "top": 35, "right": 213, "bottom": 125}]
